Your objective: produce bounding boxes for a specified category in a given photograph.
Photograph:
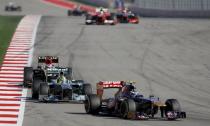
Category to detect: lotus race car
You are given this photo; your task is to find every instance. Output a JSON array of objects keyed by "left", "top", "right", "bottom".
[
  {"left": 5, "top": 2, "right": 22, "bottom": 11},
  {"left": 84, "top": 81, "right": 186, "bottom": 120},
  {"left": 85, "top": 8, "right": 116, "bottom": 25},
  {"left": 24, "top": 56, "right": 92, "bottom": 102}
]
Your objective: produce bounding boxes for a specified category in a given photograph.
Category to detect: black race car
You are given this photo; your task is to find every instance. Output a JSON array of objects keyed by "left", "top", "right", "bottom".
[
  {"left": 5, "top": 2, "right": 22, "bottom": 11},
  {"left": 67, "top": 9, "right": 87, "bottom": 16},
  {"left": 84, "top": 81, "right": 186, "bottom": 120}
]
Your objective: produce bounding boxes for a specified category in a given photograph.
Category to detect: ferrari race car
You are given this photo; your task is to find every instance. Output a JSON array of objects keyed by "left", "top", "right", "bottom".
[
  {"left": 84, "top": 81, "right": 186, "bottom": 120},
  {"left": 85, "top": 8, "right": 116, "bottom": 25},
  {"left": 23, "top": 56, "right": 92, "bottom": 102},
  {"left": 5, "top": 2, "right": 22, "bottom": 11},
  {"left": 116, "top": 9, "right": 139, "bottom": 24},
  {"left": 67, "top": 5, "right": 87, "bottom": 16}
]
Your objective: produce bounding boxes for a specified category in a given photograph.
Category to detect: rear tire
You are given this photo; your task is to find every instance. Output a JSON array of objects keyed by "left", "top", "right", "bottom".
[
  {"left": 120, "top": 99, "right": 136, "bottom": 119},
  {"left": 23, "top": 67, "right": 33, "bottom": 87},
  {"left": 83, "top": 83, "right": 92, "bottom": 95},
  {"left": 84, "top": 94, "right": 101, "bottom": 114}
]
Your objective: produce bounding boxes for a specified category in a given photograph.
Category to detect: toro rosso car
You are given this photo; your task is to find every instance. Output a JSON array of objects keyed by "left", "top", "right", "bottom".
[
  {"left": 5, "top": 2, "right": 21, "bottom": 11},
  {"left": 84, "top": 81, "right": 186, "bottom": 120},
  {"left": 85, "top": 8, "right": 116, "bottom": 25},
  {"left": 67, "top": 5, "right": 87, "bottom": 16},
  {"left": 23, "top": 56, "right": 92, "bottom": 102},
  {"left": 116, "top": 9, "right": 139, "bottom": 24}
]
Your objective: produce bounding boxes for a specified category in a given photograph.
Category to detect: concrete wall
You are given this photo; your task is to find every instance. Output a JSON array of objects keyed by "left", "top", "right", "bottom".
[
  {"left": 75, "top": 0, "right": 109, "bottom": 7},
  {"left": 130, "top": 0, "right": 210, "bottom": 17},
  {"left": 76, "top": 0, "right": 210, "bottom": 17},
  {"left": 133, "top": 0, "right": 210, "bottom": 10}
]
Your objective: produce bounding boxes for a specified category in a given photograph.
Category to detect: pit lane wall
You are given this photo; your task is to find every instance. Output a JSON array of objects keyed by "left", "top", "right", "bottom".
[{"left": 129, "top": 0, "right": 210, "bottom": 18}]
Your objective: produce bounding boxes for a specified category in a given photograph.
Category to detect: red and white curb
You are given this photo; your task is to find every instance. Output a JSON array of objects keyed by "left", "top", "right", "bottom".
[{"left": 0, "top": 15, "right": 41, "bottom": 126}]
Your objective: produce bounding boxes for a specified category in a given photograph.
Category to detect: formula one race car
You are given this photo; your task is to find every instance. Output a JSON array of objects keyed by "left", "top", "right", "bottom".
[
  {"left": 24, "top": 56, "right": 92, "bottom": 102},
  {"left": 84, "top": 81, "right": 186, "bottom": 120},
  {"left": 67, "top": 5, "right": 87, "bottom": 16},
  {"left": 85, "top": 8, "right": 116, "bottom": 25},
  {"left": 5, "top": 2, "right": 22, "bottom": 11},
  {"left": 116, "top": 9, "right": 139, "bottom": 24}
]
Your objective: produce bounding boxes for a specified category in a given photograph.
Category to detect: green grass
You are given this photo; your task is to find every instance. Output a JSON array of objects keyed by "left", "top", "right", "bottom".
[{"left": 0, "top": 16, "right": 22, "bottom": 65}]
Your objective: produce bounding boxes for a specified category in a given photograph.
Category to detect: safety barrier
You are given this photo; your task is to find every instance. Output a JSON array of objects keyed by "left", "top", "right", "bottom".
[{"left": 130, "top": 0, "right": 210, "bottom": 17}]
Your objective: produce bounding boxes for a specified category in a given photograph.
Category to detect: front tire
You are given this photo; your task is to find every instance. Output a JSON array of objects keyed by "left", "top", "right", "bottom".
[
  {"left": 23, "top": 67, "right": 33, "bottom": 87},
  {"left": 32, "top": 79, "right": 42, "bottom": 99},
  {"left": 165, "top": 99, "right": 181, "bottom": 118},
  {"left": 39, "top": 83, "right": 49, "bottom": 95}
]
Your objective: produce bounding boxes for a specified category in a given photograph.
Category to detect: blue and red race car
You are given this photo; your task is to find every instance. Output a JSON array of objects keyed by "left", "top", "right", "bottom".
[{"left": 84, "top": 81, "right": 186, "bottom": 120}]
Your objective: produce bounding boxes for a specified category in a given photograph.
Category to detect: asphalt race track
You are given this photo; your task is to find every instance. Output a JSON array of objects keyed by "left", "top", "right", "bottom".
[
  {"left": 1, "top": 0, "right": 210, "bottom": 126},
  {"left": 24, "top": 17, "right": 210, "bottom": 126}
]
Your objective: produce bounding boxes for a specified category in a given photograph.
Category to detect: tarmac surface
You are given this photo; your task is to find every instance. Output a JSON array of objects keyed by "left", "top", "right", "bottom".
[
  {"left": 0, "top": 0, "right": 210, "bottom": 126},
  {"left": 26, "top": 17, "right": 210, "bottom": 126}
]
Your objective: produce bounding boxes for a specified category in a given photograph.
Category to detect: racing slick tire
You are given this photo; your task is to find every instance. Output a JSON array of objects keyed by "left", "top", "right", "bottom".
[
  {"left": 68, "top": 10, "right": 72, "bottom": 16},
  {"left": 5, "top": 6, "right": 9, "bottom": 11},
  {"left": 83, "top": 83, "right": 92, "bottom": 95},
  {"left": 39, "top": 83, "right": 49, "bottom": 95},
  {"left": 120, "top": 99, "right": 136, "bottom": 119},
  {"left": 23, "top": 67, "right": 33, "bottom": 87},
  {"left": 165, "top": 99, "right": 181, "bottom": 118},
  {"left": 32, "top": 79, "right": 42, "bottom": 99},
  {"left": 165, "top": 99, "right": 181, "bottom": 112},
  {"left": 84, "top": 94, "right": 101, "bottom": 114}
]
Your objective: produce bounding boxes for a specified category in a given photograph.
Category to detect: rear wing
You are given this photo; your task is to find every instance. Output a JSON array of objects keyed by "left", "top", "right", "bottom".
[
  {"left": 38, "top": 56, "right": 59, "bottom": 64},
  {"left": 97, "top": 81, "right": 123, "bottom": 89},
  {"left": 96, "top": 81, "right": 124, "bottom": 98},
  {"left": 96, "top": 8, "right": 108, "bottom": 13}
]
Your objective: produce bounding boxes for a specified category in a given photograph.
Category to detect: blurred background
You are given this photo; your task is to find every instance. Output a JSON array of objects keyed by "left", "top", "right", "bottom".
[{"left": 74, "top": 0, "right": 210, "bottom": 17}]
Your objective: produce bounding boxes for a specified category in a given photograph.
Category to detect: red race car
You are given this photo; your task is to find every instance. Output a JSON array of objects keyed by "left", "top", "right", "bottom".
[{"left": 85, "top": 8, "right": 117, "bottom": 25}]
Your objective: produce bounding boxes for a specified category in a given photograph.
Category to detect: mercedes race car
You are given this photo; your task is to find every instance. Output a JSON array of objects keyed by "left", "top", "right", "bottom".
[
  {"left": 23, "top": 56, "right": 92, "bottom": 101},
  {"left": 84, "top": 81, "right": 186, "bottom": 120},
  {"left": 85, "top": 8, "right": 116, "bottom": 25},
  {"left": 24, "top": 56, "right": 92, "bottom": 102},
  {"left": 116, "top": 9, "right": 139, "bottom": 24},
  {"left": 23, "top": 56, "right": 72, "bottom": 87},
  {"left": 5, "top": 2, "right": 22, "bottom": 11}
]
